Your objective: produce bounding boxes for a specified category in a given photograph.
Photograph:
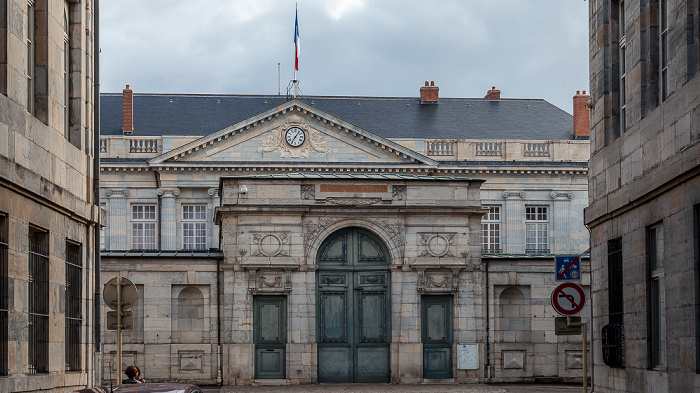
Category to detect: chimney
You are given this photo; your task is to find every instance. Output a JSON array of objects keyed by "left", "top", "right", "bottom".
[
  {"left": 420, "top": 80, "right": 439, "bottom": 104},
  {"left": 573, "top": 90, "right": 590, "bottom": 138},
  {"left": 123, "top": 84, "right": 133, "bottom": 135},
  {"left": 484, "top": 86, "right": 501, "bottom": 100}
]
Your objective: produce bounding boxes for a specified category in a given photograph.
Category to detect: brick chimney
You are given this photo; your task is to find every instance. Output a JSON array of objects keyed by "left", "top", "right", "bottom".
[
  {"left": 123, "top": 84, "right": 133, "bottom": 135},
  {"left": 484, "top": 86, "right": 501, "bottom": 99},
  {"left": 420, "top": 81, "right": 439, "bottom": 104},
  {"left": 573, "top": 90, "right": 590, "bottom": 138}
]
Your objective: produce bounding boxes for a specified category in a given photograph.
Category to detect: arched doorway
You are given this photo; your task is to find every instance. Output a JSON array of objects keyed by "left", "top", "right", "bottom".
[{"left": 316, "top": 227, "right": 391, "bottom": 383}]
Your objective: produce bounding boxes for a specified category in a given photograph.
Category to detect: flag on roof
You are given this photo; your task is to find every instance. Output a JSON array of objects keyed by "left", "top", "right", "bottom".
[{"left": 294, "top": 9, "right": 300, "bottom": 71}]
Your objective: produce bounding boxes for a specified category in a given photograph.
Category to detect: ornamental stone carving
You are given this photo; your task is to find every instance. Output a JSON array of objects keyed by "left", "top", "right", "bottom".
[
  {"left": 550, "top": 191, "right": 574, "bottom": 199},
  {"left": 252, "top": 232, "right": 290, "bottom": 257},
  {"left": 301, "top": 185, "right": 315, "bottom": 200},
  {"left": 419, "top": 233, "right": 455, "bottom": 257},
  {"left": 258, "top": 123, "right": 332, "bottom": 158},
  {"left": 502, "top": 190, "right": 526, "bottom": 199},
  {"left": 207, "top": 188, "right": 219, "bottom": 197},
  {"left": 325, "top": 197, "right": 383, "bottom": 206},
  {"left": 374, "top": 219, "right": 405, "bottom": 259},
  {"left": 303, "top": 218, "right": 341, "bottom": 257},
  {"left": 105, "top": 188, "right": 129, "bottom": 197},
  {"left": 392, "top": 185, "right": 406, "bottom": 200},
  {"left": 157, "top": 187, "right": 180, "bottom": 197}
]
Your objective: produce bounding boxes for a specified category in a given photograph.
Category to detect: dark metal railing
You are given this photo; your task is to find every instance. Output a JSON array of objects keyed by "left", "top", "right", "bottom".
[
  {"left": 65, "top": 243, "right": 82, "bottom": 371},
  {"left": 0, "top": 223, "right": 8, "bottom": 376},
  {"left": 28, "top": 231, "right": 49, "bottom": 374}
]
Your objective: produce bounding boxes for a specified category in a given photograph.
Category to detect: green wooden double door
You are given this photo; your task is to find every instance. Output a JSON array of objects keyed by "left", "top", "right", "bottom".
[{"left": 316, "top": 228, "right": 392, "bottom": 383}]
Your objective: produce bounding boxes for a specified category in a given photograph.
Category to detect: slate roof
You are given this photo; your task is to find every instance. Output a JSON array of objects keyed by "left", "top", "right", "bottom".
[{"left": 100, "top": 93, "right": 575, "bottom": 140}]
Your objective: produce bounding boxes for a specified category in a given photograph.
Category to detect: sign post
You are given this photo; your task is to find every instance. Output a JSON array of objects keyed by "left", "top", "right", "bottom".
[
  {"left": 551, "top": 280, "right": 587, "bottom": 393},
  {"left": 103, "top": 277, "right": 137, "bottom": 384}
]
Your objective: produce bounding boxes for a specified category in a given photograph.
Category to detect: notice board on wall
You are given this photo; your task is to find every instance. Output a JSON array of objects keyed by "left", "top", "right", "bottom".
[{"left": 457, "top": 344, "right": 479, "bottom": 370}]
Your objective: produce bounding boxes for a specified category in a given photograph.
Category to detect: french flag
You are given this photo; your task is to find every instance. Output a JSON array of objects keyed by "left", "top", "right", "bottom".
[{"left": 294, "top": 9, "right": 300, "bottom": 71}]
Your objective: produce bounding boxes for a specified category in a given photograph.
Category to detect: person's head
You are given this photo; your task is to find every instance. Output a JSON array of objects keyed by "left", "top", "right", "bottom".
[
  {"left": 125, "top": 365, "right": 138, "bottom": 379},
  {"left": 134, "top": 366, "right": 141, "bottom": 377}
]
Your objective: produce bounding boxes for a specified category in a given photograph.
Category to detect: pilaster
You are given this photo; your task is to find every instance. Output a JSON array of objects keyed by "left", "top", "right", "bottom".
[
  {"left": 551, "top": 191, "right": 573, "bottom": 254},
  {"left": 158, "top": 187, "right": 180, "bottom": 250},
  {"left": 209, "top": 188, "right": 220, "bottom": 249},
  {"left": 503, "top": 190, "right": 526, "bottom": 254},
  {"left": 106, "top": 188, "right": 129, "bottom": 250}
]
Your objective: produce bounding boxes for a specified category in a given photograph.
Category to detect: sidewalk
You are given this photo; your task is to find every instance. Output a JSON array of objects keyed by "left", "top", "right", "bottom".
[{"left": 204, "top": 383, "right": 587, "bottom": 393}]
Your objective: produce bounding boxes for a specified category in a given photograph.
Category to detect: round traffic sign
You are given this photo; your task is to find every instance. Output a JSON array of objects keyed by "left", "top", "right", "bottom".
[
  {"left": 103, "top": 277, "right": 138, "bottom": 310},
  {"left": 551, "top": 282, "right": 585, "bottom": 316}
]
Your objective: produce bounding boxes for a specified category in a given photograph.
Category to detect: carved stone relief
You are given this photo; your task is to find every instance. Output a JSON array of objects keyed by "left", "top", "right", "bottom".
[
  {"left": 258, "top": 122, "right": 332, "bottom": 158},
  {"left": 392, "top": 185, "right": 406, "bottom": 200},
  {"left": 419, "top": 233, "right": 455, "bottom": 257},
  {"left": 502, "top": 190, "right": 526, "bottom": 199},
  {"left": 252, "top": 232, "right": 290, "bottom": 257},
  {"left": 301, "top": 185, "right": 315, "bottom": 200}
]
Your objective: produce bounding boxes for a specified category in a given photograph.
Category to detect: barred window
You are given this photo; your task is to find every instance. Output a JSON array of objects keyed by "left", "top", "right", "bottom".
[
  {"left": 481, "top": 205, "right": 501, "bottom": 253},
  {"left": 132, "top": 205, "right": 157, "bottom": 250},
  {"left": 65, "top": 241, "right": 82, "bottom": 371},
  {"left": 649, "top": 223, "right": 666, "bottom": 368},
  {"left": 619, "top": 0, "right": 627, "bottom": 134},
  {"left": 608, "top": 238, "right": 624, "bottom": 325},
  {"left": 0, "top": 213, "right": 8, "bottom": 376},
  {"left": 660, "top": 0, "right": 669, "bottom": 101},
  {"left": 27, "top": 1, "right": 35, "bottom": 114},
  {"left": 525, "top": 206, "right": 549, "bottom": 253},
  {"left": 28, "top": 227, "right": 49, "bottom": 374},
  {"left": 182, "top": 205, "right": 207, "bottom": 250}
]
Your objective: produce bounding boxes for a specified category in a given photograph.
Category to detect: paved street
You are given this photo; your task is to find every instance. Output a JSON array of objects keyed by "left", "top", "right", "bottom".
[{"left": 202, "top": 383, "right": 588, "bottom": 393}]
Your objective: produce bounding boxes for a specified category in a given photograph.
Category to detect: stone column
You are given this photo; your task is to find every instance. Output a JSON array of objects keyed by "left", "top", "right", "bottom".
[
  {"left": 106, "top": 188, "right": 129, "bottom": 250},
  {"left": 551, "top": 191, "right": 573, "bottom": 254},
  {"left": 503, "top": 190, "right": 526, "bottom": 254},
  {"left": 208, "top": 188, "right": 220, "bottom": 249},
  {"left": 158, "top": 187, "right": 180, "bottom": 250}
]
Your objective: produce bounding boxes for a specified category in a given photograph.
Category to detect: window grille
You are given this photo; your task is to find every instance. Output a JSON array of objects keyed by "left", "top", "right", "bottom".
[
  {"left": 608, "top": 238, "right": 624, "bottom": 325},
  {"left": 649, "top": 224, "right": 666, "bottom": 368},
  {"left": 660, "top": 0, "right": 669, "bottom": 101},
  {"left": 525, "top": 206, "right": 549, "bottom": 253},
  {"left": 132, "top": 205, "right": 157, "bottom": 250},
  {"left": 602, "top": 323, "right": 625, "bottom": 367},
  {"left": 481, "top": 206, "right": 502, "bottom": 253},
  {"left": 182, "top": 205, "right": 207, "bottom": 250},
  {"left": 28, "top": 228, "right": 49, "bottom": 374},
  {"left": 0, "top": 214, "right": 8, "bottom": 376},
  {"left": 65, "top": 242, "right": 82, "bottom": 371}
]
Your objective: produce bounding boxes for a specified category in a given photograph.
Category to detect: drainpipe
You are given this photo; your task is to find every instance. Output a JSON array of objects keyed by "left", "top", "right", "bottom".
[
  {"left": 216, "top": 256, "right": 223, "bottom": 385},
  {"left": 93, "top": 0, "right": 101, "bottom": 385},
  {"left": 484, "top": 257, "right": 491, "bottom": 382}
]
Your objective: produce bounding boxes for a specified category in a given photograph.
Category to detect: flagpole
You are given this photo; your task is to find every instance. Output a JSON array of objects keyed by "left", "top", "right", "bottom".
[{"left": 294, "top": 3, "right": 298, "bottom": 98}]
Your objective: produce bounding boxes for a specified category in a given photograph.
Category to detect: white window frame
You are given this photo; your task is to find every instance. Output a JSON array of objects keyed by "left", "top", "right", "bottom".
[
  {"left": 182, "top": 205, "right": 207, "bottom": 250},
  {"left": 481, "top": 205, "right": 501, "bottom": 253},
  {"left": 525, "top": 205, "right": 549, "bottom": 253},
  {"left": 131, "top": 204, "right": 157, "bottom": 250},
  {"left": 649, "top": 223, "right": 666, "bottom": 368}
]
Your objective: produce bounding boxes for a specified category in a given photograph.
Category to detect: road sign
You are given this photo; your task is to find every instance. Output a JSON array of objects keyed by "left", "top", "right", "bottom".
[
  {"left": 551, "top": 282, "right": 585, "bottom": 316},
  {"left": 554, "top": 316, "right": 582, "bottom": 335},
  {"left": 107, "top": 311, "right": 134, "bottom": 330},
  {"left": 103, "top": 277, "right": 137, "bottom": 310},
  {"left": 555, "top": 255, "right": 581, "bottom": 281}
]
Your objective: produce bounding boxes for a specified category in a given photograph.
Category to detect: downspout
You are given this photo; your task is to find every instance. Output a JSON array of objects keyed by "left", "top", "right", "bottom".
[
  {"left": 217, "top": 256, "right": 223, "bottom": 385},
  {"left": 93, "top": 0, "right": 101, "bottom": 385},
  {"left": 484, "top": 257, "right": 491, "bottom": 382}
]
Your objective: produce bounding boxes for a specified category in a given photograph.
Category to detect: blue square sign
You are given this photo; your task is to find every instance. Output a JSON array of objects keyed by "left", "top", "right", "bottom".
[{"left": 555, "top": 255, "right": 581, "bottom": 281}]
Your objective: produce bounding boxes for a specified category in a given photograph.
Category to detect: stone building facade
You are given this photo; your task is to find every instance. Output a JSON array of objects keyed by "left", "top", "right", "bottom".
[
  {"left": 99, "top": 84, "right": 591, "bottom": 385},
  {"left": 586, "top": 1, "right": 700, "bottom": 392},
  {"left": 0, "top": 1, "right": 100, "bottom": 392}
]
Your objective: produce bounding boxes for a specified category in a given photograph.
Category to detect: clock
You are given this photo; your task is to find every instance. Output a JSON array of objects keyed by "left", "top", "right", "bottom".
[{"left": 285, "top": 127, "right": 306, "bottom": 147}]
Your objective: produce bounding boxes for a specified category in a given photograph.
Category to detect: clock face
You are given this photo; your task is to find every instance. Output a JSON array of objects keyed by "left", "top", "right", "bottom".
[{"left": 285, "top": 127, "right": 306, "bottom": 147}]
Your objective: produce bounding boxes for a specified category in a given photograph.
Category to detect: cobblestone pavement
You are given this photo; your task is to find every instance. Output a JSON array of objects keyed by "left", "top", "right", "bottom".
[{"left": 203, "top": 383, "right": 588, "bottom": 393}]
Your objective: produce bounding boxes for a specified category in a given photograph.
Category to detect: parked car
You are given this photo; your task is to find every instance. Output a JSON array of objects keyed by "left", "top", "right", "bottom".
[{"left": 71, "top": 383, "right": 203, "bottom": 393}]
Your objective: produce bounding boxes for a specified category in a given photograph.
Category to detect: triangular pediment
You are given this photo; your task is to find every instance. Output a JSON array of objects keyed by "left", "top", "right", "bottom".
[{"left": 148, "top": 100, "right": 437, "bottom": 168}]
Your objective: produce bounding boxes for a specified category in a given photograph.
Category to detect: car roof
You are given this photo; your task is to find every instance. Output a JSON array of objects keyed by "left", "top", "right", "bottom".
[{"left": 72, "top": 383, "right": 202, "bottom": 393}]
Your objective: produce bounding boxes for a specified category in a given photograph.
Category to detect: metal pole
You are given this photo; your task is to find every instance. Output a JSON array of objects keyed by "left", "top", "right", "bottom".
[{"left": 116, "top": 277, "right": 122, "bottom": 384}]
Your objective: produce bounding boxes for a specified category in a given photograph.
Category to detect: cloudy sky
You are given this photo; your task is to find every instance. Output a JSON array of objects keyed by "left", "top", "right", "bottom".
[{"left": 100, "top": 0, "right": 589, "bottom": 114}]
